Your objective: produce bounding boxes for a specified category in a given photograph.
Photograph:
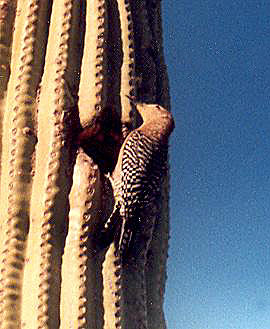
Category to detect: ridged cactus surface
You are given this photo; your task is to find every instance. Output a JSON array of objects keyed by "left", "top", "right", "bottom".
[{"left": 0, "top": 1, "right": 171, "bottom": 328}]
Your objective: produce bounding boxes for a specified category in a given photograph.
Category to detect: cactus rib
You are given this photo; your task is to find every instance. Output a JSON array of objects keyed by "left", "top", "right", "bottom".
[
  {"left": 102, "top": 244, "right": 122, "bottom": 329},
  {"left": 25, "top": 1, "right": 81, "bottom": 327},
  {"left": 61, "top": 149, "right": 103, "bottom": 329},
  {"left": 78, "top": 0, "right": 108, "bottom": 129},
  {"left": 0, "top": 0, "right": 49, "bottom": 327},
  {"left": 145, "top": 1, "right": 170, "bottom": 109},
  {"left": 103, "top": 207, "right": 157, "bottom": 329},
  {"left": 0, "top": 0, "right": 15, "bottom": 97},
  {"left": 145, "top": 180, "right": 169, "bottom": 329},
  {"left": 0, "top": 0, "right": 16, "bottom": 247},
  {"left": 130, "top": 0, "right": 156, "bottom": 102},
  {"left": 117, "top": 0, "right": 136, "bottom": 132}
]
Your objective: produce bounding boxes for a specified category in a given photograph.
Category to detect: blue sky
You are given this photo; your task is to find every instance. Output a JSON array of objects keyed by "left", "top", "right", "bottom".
[{"left": 162, "top": 1, "right": 270, "bottom": 328}]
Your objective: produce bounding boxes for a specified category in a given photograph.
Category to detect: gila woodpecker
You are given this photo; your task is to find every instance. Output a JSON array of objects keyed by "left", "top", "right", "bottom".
[{"left": 104, "top": 102, "right": 175, "bottom": 260}]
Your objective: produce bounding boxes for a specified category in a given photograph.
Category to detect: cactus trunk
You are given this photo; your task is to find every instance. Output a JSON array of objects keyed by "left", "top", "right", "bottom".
[{"left": 0, "top": 1, "right": 171, "bottom": 328}]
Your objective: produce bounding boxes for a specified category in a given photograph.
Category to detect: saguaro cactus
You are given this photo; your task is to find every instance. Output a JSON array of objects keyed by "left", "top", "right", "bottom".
[{"left": 0, "top": 1, "right": 172, "bottom": 329}]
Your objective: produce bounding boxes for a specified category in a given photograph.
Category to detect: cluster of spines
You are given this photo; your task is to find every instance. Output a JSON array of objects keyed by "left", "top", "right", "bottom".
[
  {"left": 113, "top": 255, "right": 122, "bottom": 329},
  {"left": 95, "top": 0, "right": 107, "bottom": 109}
]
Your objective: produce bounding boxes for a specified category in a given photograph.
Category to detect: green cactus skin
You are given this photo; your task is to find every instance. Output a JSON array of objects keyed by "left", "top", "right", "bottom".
[{"left": 0, "top": 1, "right": 171, "bottom": 328}]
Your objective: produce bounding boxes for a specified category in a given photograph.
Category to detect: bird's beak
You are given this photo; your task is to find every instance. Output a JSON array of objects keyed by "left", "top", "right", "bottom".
[{"left": 126, "top": 95, "right": 136, "bottom": 106}]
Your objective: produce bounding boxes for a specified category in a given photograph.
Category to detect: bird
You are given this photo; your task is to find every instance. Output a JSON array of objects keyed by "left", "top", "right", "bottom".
[{"left": 102, "top": 99, "right": 175, "bottom": 260}]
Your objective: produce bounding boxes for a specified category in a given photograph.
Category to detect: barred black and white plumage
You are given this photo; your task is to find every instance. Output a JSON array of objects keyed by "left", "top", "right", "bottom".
[{"left": 104, "top": 102, "right": 175, "bottom": 260}]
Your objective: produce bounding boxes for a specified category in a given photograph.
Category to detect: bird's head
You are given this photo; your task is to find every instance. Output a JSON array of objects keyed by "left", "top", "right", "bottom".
[{"left": 126, "top": 95, "right": 175, "bottom": 136}]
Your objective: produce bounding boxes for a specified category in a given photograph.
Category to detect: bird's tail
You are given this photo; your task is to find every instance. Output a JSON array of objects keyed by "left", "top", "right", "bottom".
[{"left": 114, "top": 220, "right": 133, "bottom": 261}]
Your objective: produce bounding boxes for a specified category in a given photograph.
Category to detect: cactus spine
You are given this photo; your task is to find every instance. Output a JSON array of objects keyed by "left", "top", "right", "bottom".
[{"left": 0, "top": 1, "right": 171, "bottom": 329}]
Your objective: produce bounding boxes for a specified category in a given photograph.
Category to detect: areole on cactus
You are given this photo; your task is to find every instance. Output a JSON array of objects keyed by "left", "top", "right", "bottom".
[{"left": 0, "top": 1, "right": 172, "bottom": 329}]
